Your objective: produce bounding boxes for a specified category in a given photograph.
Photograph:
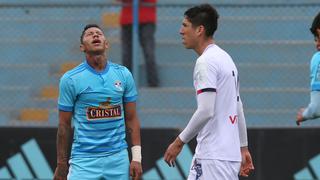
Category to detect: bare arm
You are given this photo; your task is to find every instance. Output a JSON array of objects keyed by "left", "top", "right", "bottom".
[
  {"left": 54, "top": 111, "right": 73, "bottom": 180},
  {"left": 124, "top": 102, "right": 142, "bottom": 180},
  {"left": 125, "top": 102, "right": 141, "bottom": 146}
]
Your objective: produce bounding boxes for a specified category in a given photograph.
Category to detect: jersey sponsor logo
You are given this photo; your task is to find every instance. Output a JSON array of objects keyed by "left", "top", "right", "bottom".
[
  {"left": 229, "top": 115, "right": 238, "bottom": 124},
  {"left": 86, "top": 97, "right": 122, "bottom": 120},
  {"left": 114, "top": 80, "right": 123, "bottom": 91}
]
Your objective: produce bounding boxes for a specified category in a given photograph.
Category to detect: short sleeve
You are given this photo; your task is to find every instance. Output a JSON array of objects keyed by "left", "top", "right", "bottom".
[
  {"left": 194, "top": 58, "right": 218, "bottom": 94},
  {"left": 58, "top": 75, "right": 76, "bottom": 111},
  {"left": 123, "top": 68, "right": 138, "bottom": 102}
]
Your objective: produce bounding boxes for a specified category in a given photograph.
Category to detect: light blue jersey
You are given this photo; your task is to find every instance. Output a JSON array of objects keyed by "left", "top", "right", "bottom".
[
  {"left": 302, "top": 51, "right": 320, "bottom": 120},
  {"left": 310, "top": 51, "right": 320, "bottom": 91},
  {"left": 58, "top": 60, "right": 137, "bottom": 158}
]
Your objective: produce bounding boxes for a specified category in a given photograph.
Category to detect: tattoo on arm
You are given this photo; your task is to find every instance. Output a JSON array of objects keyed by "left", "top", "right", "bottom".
[
  {"left": 56, "top": 123, "right": 72, "bottom": 165},
  {"left": 126, "top": 119, "right": 141, "bottom": 146},
  {"left": 127, "top": 127, "right": 133, "bottom": 134}
]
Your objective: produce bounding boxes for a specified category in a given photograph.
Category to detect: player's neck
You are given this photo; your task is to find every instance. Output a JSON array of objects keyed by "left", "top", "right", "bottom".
[
  {"left": 195, "top": 38, "right": 214, "bottom": 56},
  {"left": 86, "top": 54, "right": 107, "bottom": 72}
]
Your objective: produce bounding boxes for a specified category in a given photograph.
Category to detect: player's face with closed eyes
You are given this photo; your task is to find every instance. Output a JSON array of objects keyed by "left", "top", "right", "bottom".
[
  {"left": 81, "top": 27, "right": 109, "bottom": 54},
  {"left": 180, "top": 18, "right": 198, "bottom": 49}
]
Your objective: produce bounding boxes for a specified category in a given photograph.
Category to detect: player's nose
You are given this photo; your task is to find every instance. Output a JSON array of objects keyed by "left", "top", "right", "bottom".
[
  {"left": 93, "top": 33, "right": 100, "bottom": 38},
  {"left": 315, "top": 38, "right": 320, "bottom": 50},
  {"left": 179, "top": 28, "right": 184, "bottom": 35}
]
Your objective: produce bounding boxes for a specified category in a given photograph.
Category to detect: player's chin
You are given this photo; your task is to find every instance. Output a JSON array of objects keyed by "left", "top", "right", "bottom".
[
  {"left": 90, "top": 48, "right": 105, "bottom": 54},
  {"left": 182, "top": 43, "right": 192, "bottom": 49}
]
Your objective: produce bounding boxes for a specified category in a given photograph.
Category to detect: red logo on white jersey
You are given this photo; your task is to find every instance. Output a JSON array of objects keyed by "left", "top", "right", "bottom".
[{"left": 229, "top": 115, "right": 238, "bottom": 124}]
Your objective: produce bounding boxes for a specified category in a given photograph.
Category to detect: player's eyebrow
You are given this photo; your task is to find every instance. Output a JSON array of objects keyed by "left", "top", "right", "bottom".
[
  {"left": 85, "top": 29, "right": 103, "bottom": 35},
  {"left": 182, "top": 22, "right": 188, "bottom": 27}
]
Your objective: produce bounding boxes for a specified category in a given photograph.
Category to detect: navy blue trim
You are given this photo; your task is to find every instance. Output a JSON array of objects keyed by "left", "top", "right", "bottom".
[
  {"left": 197, "top": 88, "right": 216, "bottom": 95},
  {"left": 58, "top": 104, "right": 73, "bottom": 112},
  {"left": 85, "top": 60, "right": 110, "bottom": 75},
  {"left": 124, "top": 95, "right": 137, "bottom": 102}
]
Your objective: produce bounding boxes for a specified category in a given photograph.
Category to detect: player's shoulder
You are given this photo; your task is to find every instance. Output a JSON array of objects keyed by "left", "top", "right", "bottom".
[
  {"left": 109, "top": 62, "right": 127, "bottom": 70},
  {"left": 198, "top": 45, "right": 229, "bottom": 64},
  {"left": 312, "top": 51, "right": 320, "bottom": 60},
  {"left": 61, "top": 62, "right": 86, "bottom": 80},
  {"left": 108, "top": 61, "right": 131, "bottom": 74},
  {"left": 203, "top": 44, "right": 230, "bottom": 59},
  {"left": 212, "top": 45, "right": 231, "bottom": 59}
]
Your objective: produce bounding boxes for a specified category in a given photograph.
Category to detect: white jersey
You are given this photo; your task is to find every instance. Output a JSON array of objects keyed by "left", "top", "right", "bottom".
[{"left": 193, "top": 44, "right": 241, "bottom": 162}]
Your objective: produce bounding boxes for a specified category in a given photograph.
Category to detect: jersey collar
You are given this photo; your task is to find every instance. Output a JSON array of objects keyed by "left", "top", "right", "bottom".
[{"left": 85, "top": 60, "right": 110, "bottom": 75}]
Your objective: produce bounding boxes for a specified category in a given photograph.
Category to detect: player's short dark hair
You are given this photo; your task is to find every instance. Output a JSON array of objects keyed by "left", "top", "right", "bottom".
[
  {"left": 310, "top": 12, "right": 320, "bottom": 37},
  {"left": 184, "top": 4, "right": 219, "bottom": 37},
  {"left": 80, "top": 24, "right": 103, "bottom": 44}
]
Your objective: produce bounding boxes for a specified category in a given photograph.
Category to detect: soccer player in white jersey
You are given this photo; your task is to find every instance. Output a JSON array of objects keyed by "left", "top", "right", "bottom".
[
  {"left": 164, "top": 4, "right": 254, "bottom": 179},
  {"left": 53, "top": 24, "right": 142, "bottom": 180},
  {"left": 296, "top": 12, "right": 320, "bottom": 125}
]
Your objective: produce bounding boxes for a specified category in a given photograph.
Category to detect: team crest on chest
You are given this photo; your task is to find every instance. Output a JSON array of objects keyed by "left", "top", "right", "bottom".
[{"left": 114, "top": 80, "right": 123, "bottom": 91}]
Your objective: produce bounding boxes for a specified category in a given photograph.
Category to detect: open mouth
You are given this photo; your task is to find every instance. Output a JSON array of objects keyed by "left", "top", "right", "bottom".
[{"left": 92, "top": 39, "right": 101, "bottom": 45}]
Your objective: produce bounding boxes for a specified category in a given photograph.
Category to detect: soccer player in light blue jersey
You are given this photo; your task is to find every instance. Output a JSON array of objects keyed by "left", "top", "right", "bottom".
[
  {"left": 296, "top": 12, "right": 320, "bottom": 125},
  {"left": 53, "top": 24, "right": 142, "bottom": 180}
]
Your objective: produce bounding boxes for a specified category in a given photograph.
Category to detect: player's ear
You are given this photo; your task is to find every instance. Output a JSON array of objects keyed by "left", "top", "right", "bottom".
[
  {"left": 196, "top": 25, "right": 205, "bottom": 36},
  {"left": 80, "top": 43, "right": 85, "bottom": 52},
  {"left": 105, "top": 39, "right": 109, "bottom": 49}
]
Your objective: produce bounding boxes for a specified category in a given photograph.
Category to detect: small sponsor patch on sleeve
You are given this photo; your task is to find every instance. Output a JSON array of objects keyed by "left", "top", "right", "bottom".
[{"left": 196, "top": 88, "right": 216, "bottom": 95}]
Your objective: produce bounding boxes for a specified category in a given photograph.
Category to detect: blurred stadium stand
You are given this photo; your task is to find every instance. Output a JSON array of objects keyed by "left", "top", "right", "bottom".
[{"left": 1, "top": 0, "right": 320, "bottom": 128}]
